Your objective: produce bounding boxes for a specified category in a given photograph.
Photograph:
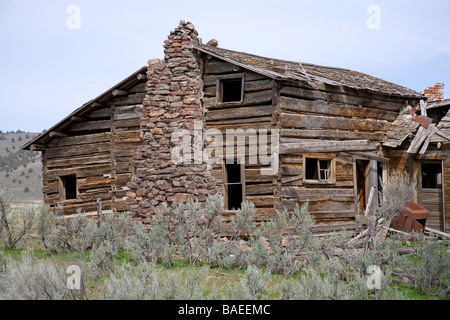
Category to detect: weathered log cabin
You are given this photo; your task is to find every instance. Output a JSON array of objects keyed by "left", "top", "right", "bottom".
[
  {"left": 24, "top": 21, "right": 450, "bottom": 233},
  {"left": 23, "top": 66, "right": 147, "bottom": 215}
]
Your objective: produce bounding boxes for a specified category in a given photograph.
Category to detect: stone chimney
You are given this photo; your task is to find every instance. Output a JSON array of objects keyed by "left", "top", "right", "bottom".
[
  {"left": 126, "top": 21, "right": 217, "bottom": 223},
  {"left": 420, "top": 83, "right": 444, "bottom": 102}
]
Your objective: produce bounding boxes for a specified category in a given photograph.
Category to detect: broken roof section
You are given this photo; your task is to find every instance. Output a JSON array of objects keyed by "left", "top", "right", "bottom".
[
  {"left": 383, "top": 98, "right": 450, "bottom": 153},
  {"left": 195, "top": 44, "right": 423, "bottom": 99}
]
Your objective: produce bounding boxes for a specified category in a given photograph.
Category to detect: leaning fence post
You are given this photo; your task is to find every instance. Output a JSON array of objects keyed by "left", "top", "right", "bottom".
[{"left": 96, "top": 198, "right": 102, "bottom": 228}]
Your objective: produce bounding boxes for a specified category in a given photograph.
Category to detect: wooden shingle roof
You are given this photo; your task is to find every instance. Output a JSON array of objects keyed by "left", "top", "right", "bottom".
[{"left": 195, "top": 44, "right": 423, "bottom": 98}]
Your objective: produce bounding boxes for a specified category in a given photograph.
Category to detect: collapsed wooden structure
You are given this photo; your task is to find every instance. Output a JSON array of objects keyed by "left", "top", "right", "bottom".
[{"left": 23, "top": 21, "right": 450, "bottom": 234}]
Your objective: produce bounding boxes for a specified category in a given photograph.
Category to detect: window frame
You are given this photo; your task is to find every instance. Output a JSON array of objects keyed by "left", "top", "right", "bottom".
[
  {"left": 215, "top": 73, "right": 245, "bottom": 105},
  {"left": 223, "top": 159, "right": 246, "bottom": 210},
  {"left": 59, "top": 174, "right": 78, "bottom": 201},
  {"left": 303, "top": 153, "right": 336, "bottom": 185}
]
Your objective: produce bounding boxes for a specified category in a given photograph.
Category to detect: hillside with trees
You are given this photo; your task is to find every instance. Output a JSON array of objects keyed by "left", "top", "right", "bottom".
[{"left": 0, "top": 130, "right": 43, "bottom": 204}]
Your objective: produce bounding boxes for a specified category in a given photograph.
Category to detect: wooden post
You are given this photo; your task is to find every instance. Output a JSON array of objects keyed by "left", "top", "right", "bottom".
[{"left": 96, "top": 198, "right": 102, "bottom": 228}]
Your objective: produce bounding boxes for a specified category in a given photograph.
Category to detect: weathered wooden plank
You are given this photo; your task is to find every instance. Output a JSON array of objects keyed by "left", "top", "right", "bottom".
[
  {"left": 281, "top": 166, "right": 302, "bottom": 176},
  {"left": 245, "top": 168, "right": 275, "bottom": 183},
  {"left": 78, "top": 176, "right": 114, "bottom": 189},
  {"left": 280, "top": 129, "right": 384, "bottom": 141},
  {"left": 46, "top": 155, "right": 111, "bottom": 169},
  {"left": 47, "top": 132, "right": 110, "bottom": 148},
  {"left": 44, "top": 143, "right": 111, "bottom": 159},
  {"left": 246, "top": 183, "right": 274, "bottom": 195},
  {"left": 244, "top": 79, "right": 274, "bottom": 92},
  {"left": 205, "top": 105, "right": 275, "bottom": 121},
  {"left": 280, "top": 155, "right": 302, "bottom": 164},
  {"left": 280, "top": 85, "right": 404, "bottom": 111},
  {"left": 281, "top": 187, "right": 354, "bottom": 198},
  {"left": 281, "top": 175, "right": 303, "bottom": 184},
  {"left": 206, "top": 116, "right": 273, "bottom": 126},
  {"left": 204, "top": 90, "right": 274, "bottom": 109},
  {"left": 113, "top": 112, "right": 143, "bottom": 121},
  {"left": 246, "top": 195, "right": 275, "bottom": 207},
  {"left": 204, "top": 61, "right": 243, "bottom": 74},
  {"left": 280, "top": 113, "right": 391, "bottom": 132},
  {"left": 66, "top": 120, "right": 111, "bottom": 132},
  {"left": 113, "top": 118, "right": 141, "bottom": 128},
  {"left": 279, "top": 96, "right": 398, "bottom": 121},
  {"left": 280, "top": 140, "right": 379, "bottom": 154},
  {"left": 113, "top": 93, "right": 146, "bottom": 106},
  {"left": 115, "top": 104, "right": 143, "bottom": 114},
  {"left": 87, "top": 108, "right": 111, "bottom": 119}
]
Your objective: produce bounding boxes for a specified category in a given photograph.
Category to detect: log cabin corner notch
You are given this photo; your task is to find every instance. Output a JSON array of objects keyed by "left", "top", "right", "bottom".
[{"left": 23, "top": 20, "right": 450, "bottom": 234}]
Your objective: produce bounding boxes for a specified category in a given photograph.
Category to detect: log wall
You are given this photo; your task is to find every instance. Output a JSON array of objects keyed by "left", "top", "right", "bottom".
[
  {"left": 278, "top": 82, "right": 411, "bottom": 233},
  {"left": 42, "top": 82, "right": 145, "bottom": 215},
  {"left": 203, "top": 56, "right": 278, "bottom": 221}
]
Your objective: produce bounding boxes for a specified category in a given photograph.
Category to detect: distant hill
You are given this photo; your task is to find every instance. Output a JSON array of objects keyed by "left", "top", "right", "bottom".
[{"left": 0, "top": 131, "right": 43, "bottom": 204}]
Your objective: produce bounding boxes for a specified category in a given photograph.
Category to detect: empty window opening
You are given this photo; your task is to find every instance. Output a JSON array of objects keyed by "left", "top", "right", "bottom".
[
  {"left": 224, "top": 161, "right": 243, "bottom": 210},
  {"left": 305, "top": 157, "right": 333, "bottom": 182},
  {"left": 60, "top": 175, "right": 77, "bottom": 200},
  {"left": 422, "top": 163, "right": 442, "bottom": 189},
  {"left": 220, "top": 78, "right": 243, "bottom": 103}
]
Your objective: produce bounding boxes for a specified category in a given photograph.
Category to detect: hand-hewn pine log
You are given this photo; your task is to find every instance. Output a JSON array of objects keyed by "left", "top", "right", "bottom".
[
  {"left": 244, "top": 79, "right": 274, "bottom": 92},
  {"left": 281, "top": 187, "right": 354, "bottom": 197},
  {"left": 281, "top": 166, "right": 302, "bottom": 176},
  {"left": 280, "top": 140, "right": 379, "bottom": 154},
  {"left": 29, "top": 144, "right": 46, "bottom": 151},
  {"left": 280, "top": 85, "right": 404, "bottom": 112},
  {"left": 280, "top": 113, "right": 391, "bottom": 132},
  {"left": 112, "top": 89, "right": 128, "bottom": 96},
  {"left": 45, "top": 154, "right": 111, "bottom": 169},
  {"left": 279, "top": 96, "right": 398, "bottom": 121},
  {"left": 206, "top": 105, "right": 274, "bottom": 121},
  {"left": 44, "top": 142, "right": 111, "bottom": 159},
  {"left": 47, "top": 132, "right": 110, "bottom": 148},
  {"left": 87, "top": 108, "right": 110, "bottom": 119},
  {"left": 206, "top": 116, "right": 273, "bottom": 126},
  {"left": 246, "top": 183, "right": 274, "bottom": 195},
  {"left": 280, "top": 129, "right": 384, "bottom": 141}
]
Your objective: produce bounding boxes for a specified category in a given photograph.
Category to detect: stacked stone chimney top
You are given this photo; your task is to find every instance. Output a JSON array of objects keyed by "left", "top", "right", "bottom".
[
  {"left": 206, "top": 39, "right": 219, "bottom": 47},
  {"left": 420, "top": 83, "right": 444, "bottom": 102}
]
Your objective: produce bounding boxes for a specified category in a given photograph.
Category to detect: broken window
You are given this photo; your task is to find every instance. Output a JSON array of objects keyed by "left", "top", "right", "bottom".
[
  {"left": 224, "top": 160, "right": 244, "bottom": 210},
  {"left": 217, "top": 76, "right": 244, "bottom": 104},
  {"left": 60, "top": 175, "right": 77, "bottom": 200},
  {"left": 304, "top": 156, "right": 334, "bottom": 183},
  {"left": 422, "top": 163, "right": 442, "bottom": 189}
]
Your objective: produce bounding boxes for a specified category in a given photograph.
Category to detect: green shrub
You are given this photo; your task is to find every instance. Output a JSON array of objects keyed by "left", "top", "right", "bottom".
[{"left": 0, "top": 255, "right": 83, "bottom": 300}]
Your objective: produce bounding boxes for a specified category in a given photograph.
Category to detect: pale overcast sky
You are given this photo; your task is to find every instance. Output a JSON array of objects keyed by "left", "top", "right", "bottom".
[{"left": 0, "top": 0, "right": 449, "bottom": 132}]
